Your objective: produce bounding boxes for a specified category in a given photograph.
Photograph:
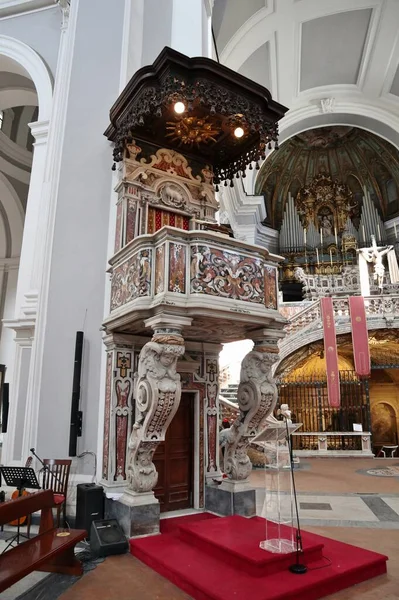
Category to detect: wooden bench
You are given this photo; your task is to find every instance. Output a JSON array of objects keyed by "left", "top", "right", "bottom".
[{"left": 0, "top": 489, "right": 87, "bottom": 593}]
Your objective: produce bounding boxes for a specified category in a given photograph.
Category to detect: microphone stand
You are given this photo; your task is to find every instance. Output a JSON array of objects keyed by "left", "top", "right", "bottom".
[
  {"left": 30, "top": 448, "right": 64, "bottom": 490},
  {"left": 283, "top": 418, "right": 307, "bottom": 575}
]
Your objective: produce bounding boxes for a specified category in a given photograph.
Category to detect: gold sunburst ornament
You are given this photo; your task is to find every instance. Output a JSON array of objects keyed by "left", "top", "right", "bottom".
[{"left": 166, "top": 116, "right": 221, "bottom": 147}]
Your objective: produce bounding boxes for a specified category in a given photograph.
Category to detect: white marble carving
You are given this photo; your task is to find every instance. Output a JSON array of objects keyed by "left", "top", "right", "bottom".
[
  {"left": 293, "top": 263, "right": 399, "bottom": 300},
  {"left": 320, "top": 98, "right": 335, "bottom": 113},
  {"left": 161, "top": 183, "right": 187, "bottom": 209},
  {"left": 224, "top": 350, "right": 278, "bottom": 481},
  {"left": 126, "top": 336, "right": 185, "bottom": 493}
]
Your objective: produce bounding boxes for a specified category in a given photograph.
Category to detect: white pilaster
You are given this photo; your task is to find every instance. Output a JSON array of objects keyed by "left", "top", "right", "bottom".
[
  {"left": 218, "top": 183, "right": 266, "bottom": 245},
  {"left": 119, "top": 0, "right": 145, "bottom": 90},
  {"left": 13, "top": 120, "right": 49, "bottom": 320},
  {"left": 171, "top": 0, "right": 204, "bottom": 57}
]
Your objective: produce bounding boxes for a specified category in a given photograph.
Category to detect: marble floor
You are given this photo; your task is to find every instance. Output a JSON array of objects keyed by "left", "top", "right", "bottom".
[{"left": 1, "top": 457, "right": 399, "bottom": 600}]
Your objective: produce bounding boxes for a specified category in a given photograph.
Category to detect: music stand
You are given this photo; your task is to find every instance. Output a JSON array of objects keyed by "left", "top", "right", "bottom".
[{"left": 0, "top": 466, "right": 40, "bottom": 552}]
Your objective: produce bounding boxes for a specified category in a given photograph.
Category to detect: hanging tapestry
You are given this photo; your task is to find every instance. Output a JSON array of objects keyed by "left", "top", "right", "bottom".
[{"left": 320, "top": 297, "right": 340, "bottom": 407}]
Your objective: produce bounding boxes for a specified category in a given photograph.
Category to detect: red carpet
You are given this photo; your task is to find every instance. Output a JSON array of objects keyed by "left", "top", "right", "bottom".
[
  {"left": 131, "top": 514, "right": 388, "bottom": 600},
  {"left": 160, "top": 512, "right": 219, "bottom": 535}
]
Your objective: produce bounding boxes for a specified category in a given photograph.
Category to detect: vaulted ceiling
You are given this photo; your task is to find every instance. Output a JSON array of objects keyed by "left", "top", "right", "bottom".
[
  {"left": 255, "top": 126, "right": 399, "bottom": 229},
  {"left": 212, "top": 0, "right": 399, "bottom": 154}
]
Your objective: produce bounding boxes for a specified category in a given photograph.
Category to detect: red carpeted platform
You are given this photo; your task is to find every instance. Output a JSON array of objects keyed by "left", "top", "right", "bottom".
[{"left": 131, "top": 513, "right": 388, "bottom": 600}]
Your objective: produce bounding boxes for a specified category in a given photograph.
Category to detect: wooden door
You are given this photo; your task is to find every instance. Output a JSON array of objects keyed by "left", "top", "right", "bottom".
[{"left": 153, "top": 392, "right": 194, "bottom": 512}]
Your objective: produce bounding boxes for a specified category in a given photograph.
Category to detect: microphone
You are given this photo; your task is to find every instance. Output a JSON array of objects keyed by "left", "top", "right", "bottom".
[{"left": 30, "top": 448, "right": 35, "bottom": 453}]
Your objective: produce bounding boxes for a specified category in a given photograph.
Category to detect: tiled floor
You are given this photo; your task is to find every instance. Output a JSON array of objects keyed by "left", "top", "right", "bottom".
[{"left": 1, "top": 457, "right": 399, "bottom": 600}]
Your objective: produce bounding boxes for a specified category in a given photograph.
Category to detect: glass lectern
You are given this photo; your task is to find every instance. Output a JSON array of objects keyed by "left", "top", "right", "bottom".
[{"left": 252, "top": 420, "right": 302, "bottom": 554}]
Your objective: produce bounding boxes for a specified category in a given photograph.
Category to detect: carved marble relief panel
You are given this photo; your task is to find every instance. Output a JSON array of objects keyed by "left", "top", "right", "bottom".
[
  {"left": 190, "top": 245, "right": 265, "bottom": 303},
  {"left": 264, "top": 266, "right": 278, "bottom": 310},
  {"left": 204, "top": 357, "right": 219, "bottom": 475},
  {"left": 115, "top": 352, "right": 132, "bottom": 480},
  {"left": 155, "top": 244, "right": 166, "bottom": 295},
  {"left": 102, "top": 344, "right": 135, "bottom": 484},
  {"left": 168, "top": 243, "right": 186, "bottom": 293},
  {"left": 110, "top": 249, "right": 152, "bottom": 310}
]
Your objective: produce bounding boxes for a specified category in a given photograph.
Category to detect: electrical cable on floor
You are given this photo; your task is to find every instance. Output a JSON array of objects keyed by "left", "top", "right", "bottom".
[{"left": 77, "top": 451, "right": 97, "bottom": 483}]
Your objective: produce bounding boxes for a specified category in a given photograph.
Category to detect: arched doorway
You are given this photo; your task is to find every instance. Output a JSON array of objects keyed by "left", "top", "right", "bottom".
[{"left": 371, "top": 401, "right": 398, "bottom": 449}]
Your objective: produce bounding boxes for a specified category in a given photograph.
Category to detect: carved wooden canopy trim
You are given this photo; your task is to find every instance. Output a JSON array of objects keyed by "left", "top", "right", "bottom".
[{"left": 105, "top": 46, "right": 287, "bottom": 186}]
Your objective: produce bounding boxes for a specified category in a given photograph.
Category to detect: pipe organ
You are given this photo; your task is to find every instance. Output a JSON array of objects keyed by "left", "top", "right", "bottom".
[{"left": 278, "top": 174, "right": 392, "bottom": 292}]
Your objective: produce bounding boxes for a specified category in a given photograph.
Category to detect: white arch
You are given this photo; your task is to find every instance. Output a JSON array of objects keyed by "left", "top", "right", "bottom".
[
  {"left": 0, "top": 172, "right": 24, "bottom": 258},
  {"left": 246, "top": 108, "right": 399, "bottom": 195},
  {"left": 0, "top": 35, "right": 53, "bottom": 121}
]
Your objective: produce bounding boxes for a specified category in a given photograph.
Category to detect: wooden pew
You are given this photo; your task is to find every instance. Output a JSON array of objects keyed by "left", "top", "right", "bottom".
[{"left": 0, "top": 489, "right": 87, "bottom": 593}]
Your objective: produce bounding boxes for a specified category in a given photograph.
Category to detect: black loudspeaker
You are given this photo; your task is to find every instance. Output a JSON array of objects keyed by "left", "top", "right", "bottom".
[
  {"left": 69, "top": 331, "right": 84, "bottom": 456},
  {"left": 1, "top": 383, "right": 9, "bottom": 434},
  {"left": 90, "top": 519, "right": 128, "bottom": 557},
  {"left": 75, "top": 483, "right": 104, "bottom": 538}
]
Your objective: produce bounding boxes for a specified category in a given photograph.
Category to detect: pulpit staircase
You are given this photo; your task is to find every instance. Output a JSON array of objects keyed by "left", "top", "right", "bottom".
[{"left": 278, "top": 294, "right": 399, "bottom": 366}]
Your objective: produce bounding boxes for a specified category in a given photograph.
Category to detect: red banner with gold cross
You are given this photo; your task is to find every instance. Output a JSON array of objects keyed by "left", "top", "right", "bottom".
[
  {"left": 320, "top": 297, "right": 340, "bottom": 407},
  {"left": 349, "top": 296, "right": 370, "bottom": 378}
]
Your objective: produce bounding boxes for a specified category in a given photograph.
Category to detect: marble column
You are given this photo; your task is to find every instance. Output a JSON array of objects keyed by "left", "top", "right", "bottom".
[
  {"left": 109, "top": 314, "right": 191, "bottom": 537},
  {"left": 207, "top": 324, "right": 285, "bottom": 516},
  {"left": 101, "top": 333, "right": 135, "bottom": 492}
]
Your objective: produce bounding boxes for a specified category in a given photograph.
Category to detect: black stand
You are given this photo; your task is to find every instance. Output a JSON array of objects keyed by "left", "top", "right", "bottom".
[
  {"left": 284, "top": 419, "right": 308, "bottom": 575},
  {"left": 30, "top": 448, "right": 63, "bottom": 490},
  {"left": 0, "top": 466, "right": 40, "bottom": 552}
]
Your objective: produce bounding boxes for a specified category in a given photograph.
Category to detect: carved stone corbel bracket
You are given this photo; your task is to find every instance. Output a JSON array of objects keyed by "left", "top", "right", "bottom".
[
  {"left": 224, "top": 350, "right": 279, "bottom": 481},
  {"left": 126, "top": 335, "right": 185, "bottom": 493}
]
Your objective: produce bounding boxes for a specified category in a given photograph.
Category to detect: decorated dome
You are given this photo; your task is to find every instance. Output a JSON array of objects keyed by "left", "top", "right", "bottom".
[{"left": 255, "top": 126, "right": 399, "bottom": 229}]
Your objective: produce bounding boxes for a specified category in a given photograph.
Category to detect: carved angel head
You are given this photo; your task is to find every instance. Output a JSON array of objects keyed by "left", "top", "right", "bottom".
[
  {"left": 240, "top": 351, "right": 276, "bottom": 383},
  {"left": 138, "top": 340, "right": 185, "bottom": 381}
]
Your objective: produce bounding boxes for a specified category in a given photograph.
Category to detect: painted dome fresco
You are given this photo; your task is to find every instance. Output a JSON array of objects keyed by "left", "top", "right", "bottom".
[{"left": 255, "top": 126, "right": 399, "bottom": 229}]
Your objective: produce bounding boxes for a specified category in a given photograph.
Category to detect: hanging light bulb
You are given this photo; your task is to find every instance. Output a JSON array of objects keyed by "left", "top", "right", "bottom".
[
  {"left": 174, "top": 101, "right": 186, "bottom": 114},
  {"left": 234, "top": 126, "right": 244, "bottom": 138}
]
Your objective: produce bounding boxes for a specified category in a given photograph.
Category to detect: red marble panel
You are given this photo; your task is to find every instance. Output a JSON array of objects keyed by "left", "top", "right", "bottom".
[
  {"left": 155, "top": 244, "right": 165, "bottom": 295},
  {"left": 126, "top": 199, "right": 136, "bottom": 243},
  {"left": 169, "top": 242, "right": 186, "bottom": 293},
  {"left": 264, "top": 266, "right": 278, "bottom": 310}
]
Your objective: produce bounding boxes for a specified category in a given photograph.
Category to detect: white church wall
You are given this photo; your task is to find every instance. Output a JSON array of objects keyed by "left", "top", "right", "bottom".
[
  {"left": 0, "top": 6, "right": 61, "bottom": 77},
  {"left": 141, "top": 0, "right": 173, "bottom": 66},
  {"left": 36, "top": 0, "right": 125, "bottom": 461}
]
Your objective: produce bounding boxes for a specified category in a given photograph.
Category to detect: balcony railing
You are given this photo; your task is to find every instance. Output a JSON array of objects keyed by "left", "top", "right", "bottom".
[
  {"left": 108, "top": 226, "right": 281, "bottom": 316},
  {"left": 283, "top": 295, "right": 399, "bottom": 337},
  {"left": 292, "top": 432, "right": 372, "bottom": 456}
]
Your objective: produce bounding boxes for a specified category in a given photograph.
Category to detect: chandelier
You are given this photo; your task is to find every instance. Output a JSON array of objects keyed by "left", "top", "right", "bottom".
[{"left": 105, "top": 47, "right": 287, "bottom": 188}]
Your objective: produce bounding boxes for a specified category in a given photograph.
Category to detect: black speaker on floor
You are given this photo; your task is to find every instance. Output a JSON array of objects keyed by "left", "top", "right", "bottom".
[
  {"left": 90, "top": 519, "right": 128, "bottom": 557},
  {"left": 75, "top": 483, "right": 104, "bottom": 538}
]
